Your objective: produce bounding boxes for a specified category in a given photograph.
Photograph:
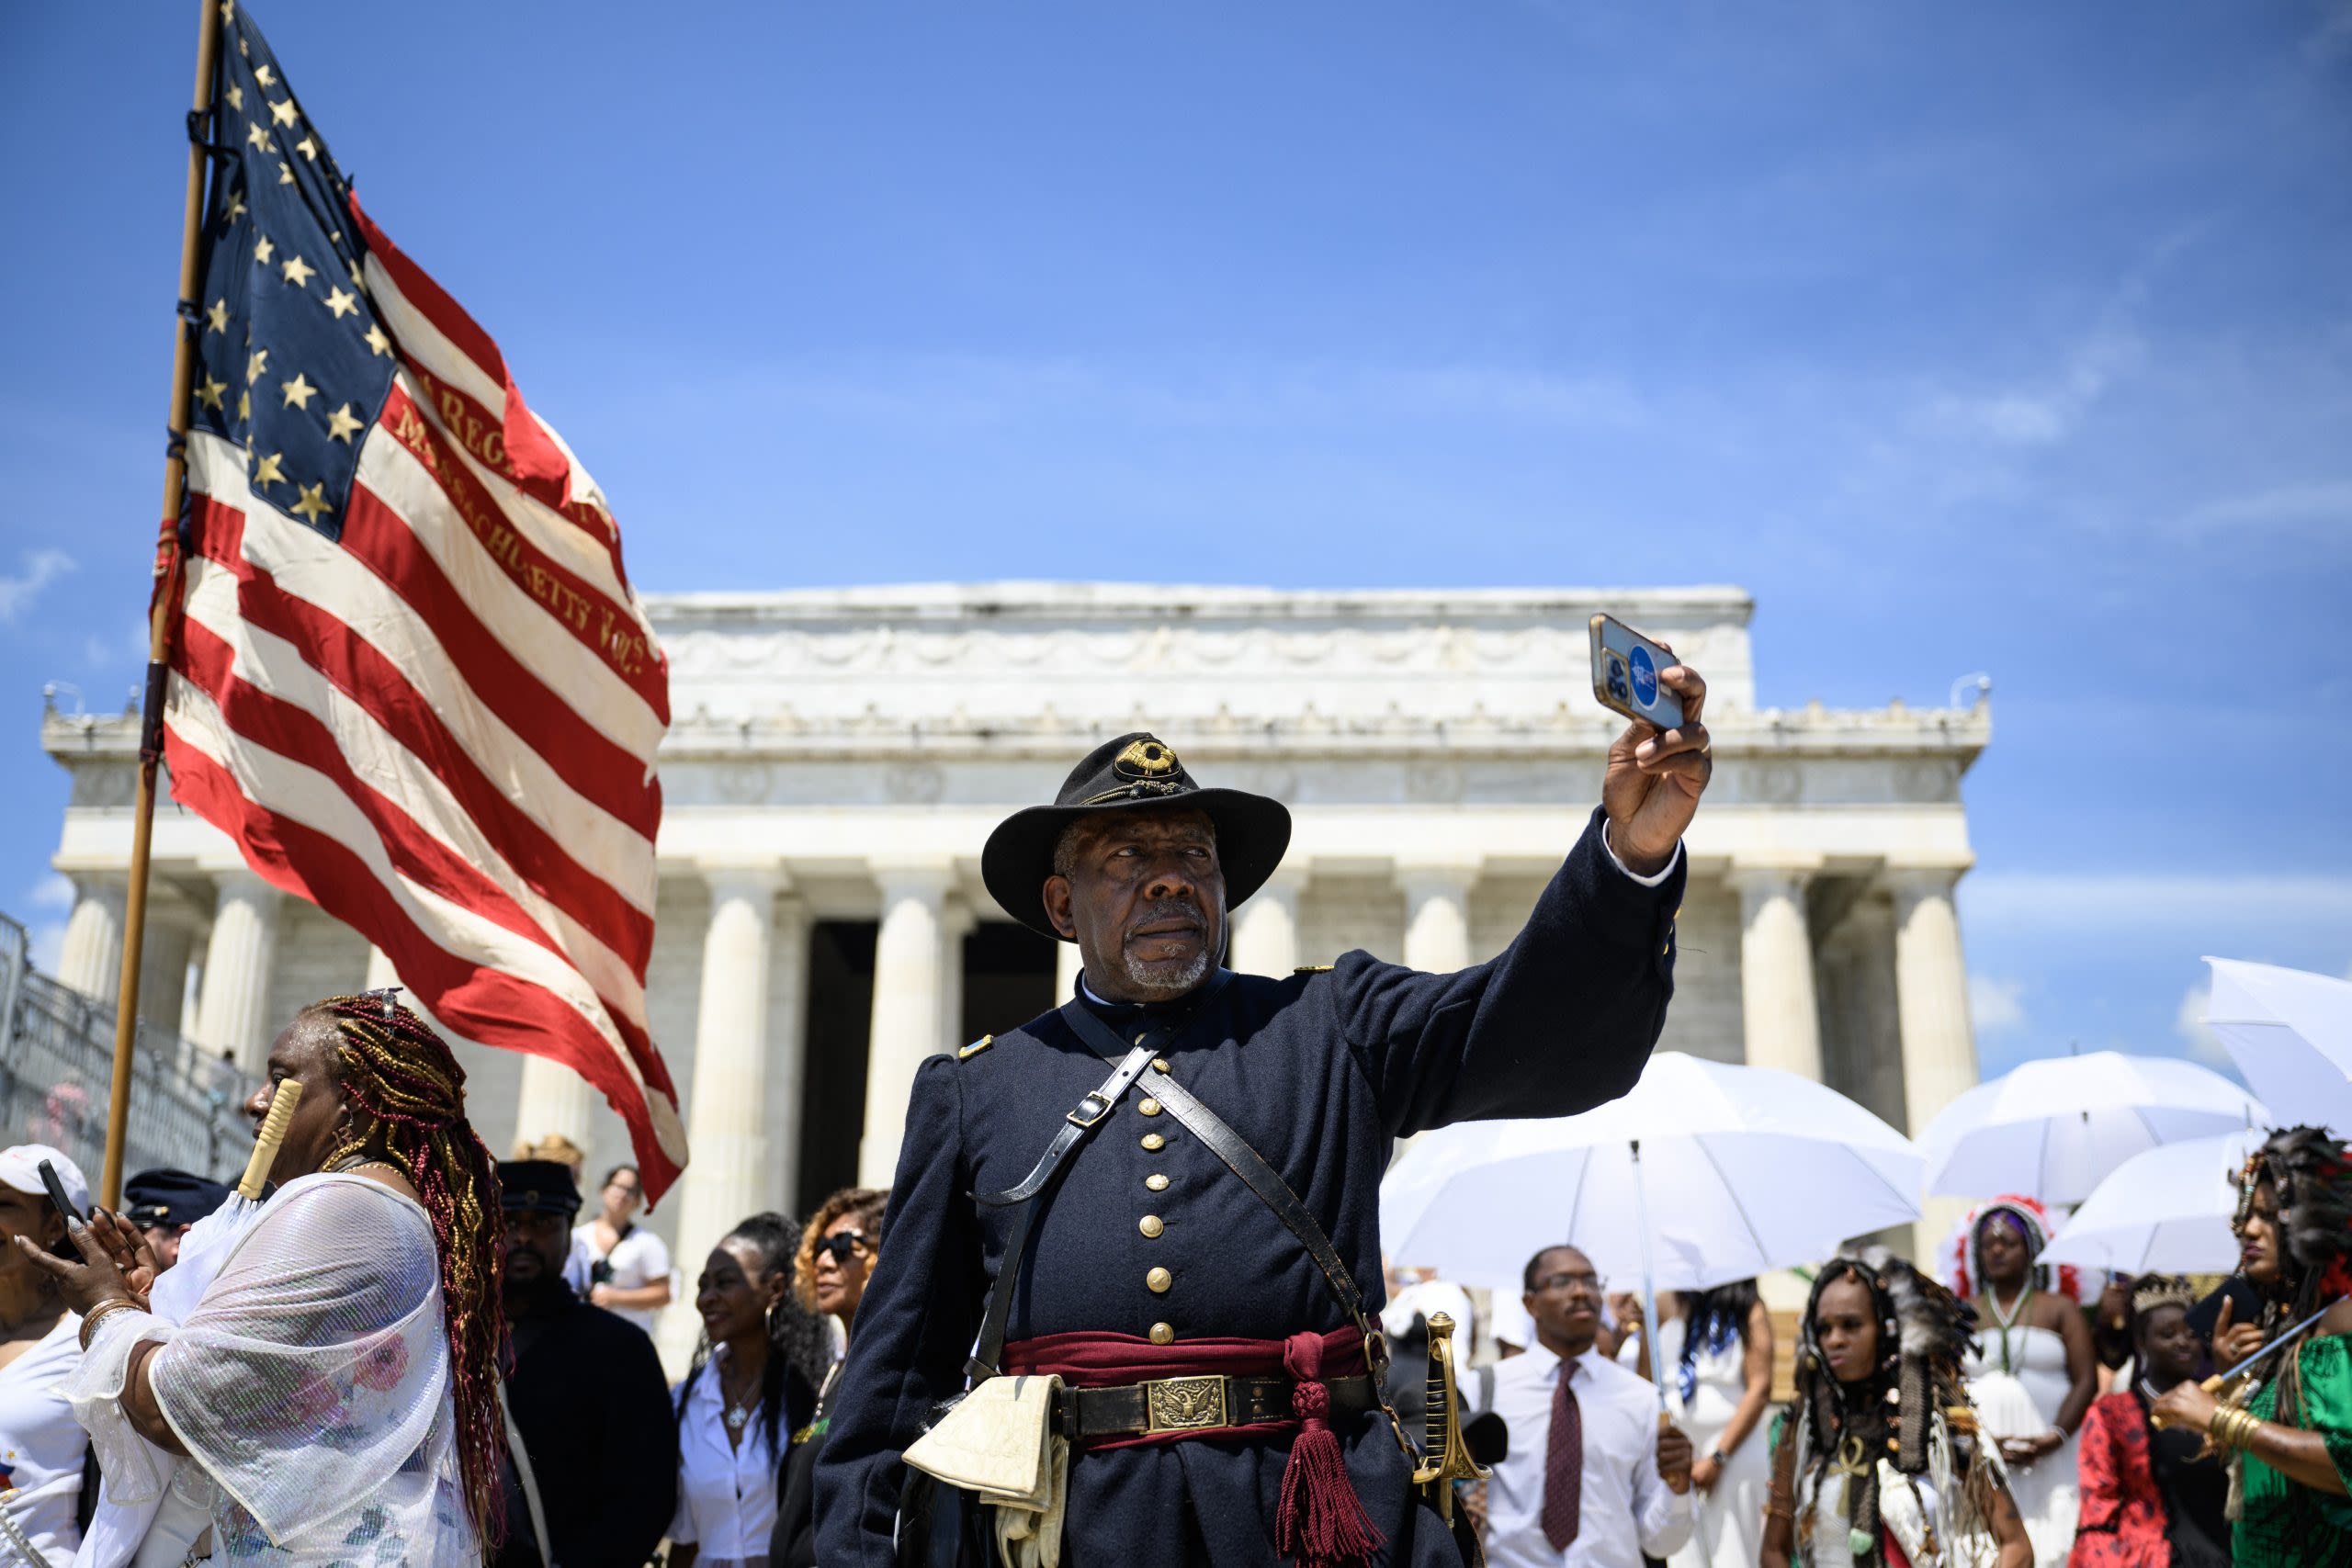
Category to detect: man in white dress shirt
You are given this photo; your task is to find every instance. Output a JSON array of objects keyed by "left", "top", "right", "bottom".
[{"left": 1485, "top": 1244, "right": 1695, "bottom": 1568}]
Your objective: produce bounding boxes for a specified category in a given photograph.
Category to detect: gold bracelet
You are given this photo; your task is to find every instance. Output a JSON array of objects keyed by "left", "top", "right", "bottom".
[
  {"left": 77, "top": 1297, "right": 141, "bottom": 1351},
  {"left": 2206, "top": 1405, "right": 2244, "bottom": 1452},
  {"left": 2208, "top": 1407, "right": 2260, "bottom": 1455}
]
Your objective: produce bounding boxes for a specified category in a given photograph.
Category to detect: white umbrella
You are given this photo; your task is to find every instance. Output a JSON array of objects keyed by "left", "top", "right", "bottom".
[
  {"left": 1380, "top": 1050, "right": 1921, "bottom": 1313},
  {"left": 2039, "top": 1128, "right": 2263, "bottom": 1276},
  {"left": 1919, "top": 1051, "right": 2266, "bottom": 1206},
  {"left": 2206, "top": 957, "right": 2352, "bottom": 1138}
]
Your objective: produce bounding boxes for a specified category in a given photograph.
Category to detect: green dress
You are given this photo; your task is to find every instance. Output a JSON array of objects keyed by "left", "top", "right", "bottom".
[{"left": 2235, "top": 1334, "right": 2352, "bottom": 1565}]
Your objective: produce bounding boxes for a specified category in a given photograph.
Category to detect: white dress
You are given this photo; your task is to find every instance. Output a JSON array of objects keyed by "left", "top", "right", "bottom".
[
  {"left": 1647, "top": 1317, "right": 1769, "bottom": 1568},
  {"left": 68, "top": 1174, "right": 476, "bottom": 1568},
  {"left": 1962, "top": 1322, "right": 2077, "bottom": 1568},
  {"left": 0, "top": 1314, "right": 88, "bottom": 1565}
]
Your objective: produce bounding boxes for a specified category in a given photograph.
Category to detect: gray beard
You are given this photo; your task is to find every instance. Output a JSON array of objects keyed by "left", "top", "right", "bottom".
[{"left": 1118, "top": 942, "right": 1214, "bottom": 998}]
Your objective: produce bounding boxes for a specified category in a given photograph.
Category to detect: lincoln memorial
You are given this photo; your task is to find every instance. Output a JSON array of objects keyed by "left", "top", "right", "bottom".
[{"left": 42, "top": 581, "right": 1988, "bottom": 1353}]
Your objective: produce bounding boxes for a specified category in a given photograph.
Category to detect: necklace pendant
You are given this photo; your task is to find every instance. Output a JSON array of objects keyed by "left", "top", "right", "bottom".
[{"left": 726, "top": 1404, "right": 750, "bottom": 1431}]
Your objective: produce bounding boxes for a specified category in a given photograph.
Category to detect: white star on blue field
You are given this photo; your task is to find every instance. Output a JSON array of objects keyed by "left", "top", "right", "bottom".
[{"left": 4, "top": 2, "right": 2347, "bottom": 1079}]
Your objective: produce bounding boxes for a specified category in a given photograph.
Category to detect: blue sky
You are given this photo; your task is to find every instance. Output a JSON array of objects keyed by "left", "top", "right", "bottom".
[{"left": 4, "top": 1, "right": 2348, "bottom": 1084}]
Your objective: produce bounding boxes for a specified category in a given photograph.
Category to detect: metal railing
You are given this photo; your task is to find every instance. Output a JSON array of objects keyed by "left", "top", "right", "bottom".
[{"left": 0, "top": 914, "right": 259, "bottom": 1186}]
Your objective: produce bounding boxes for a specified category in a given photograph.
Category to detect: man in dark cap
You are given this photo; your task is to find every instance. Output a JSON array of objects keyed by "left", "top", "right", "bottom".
[
  {"left": 817, "top": 659, "right": 1711, "bottom": 1566},
  {"left": 491, "top": 1159, "right": 676, "bottom": 1568},
  {"left": 121, "top": 1168, "right": 232, "bottom": 1270}
]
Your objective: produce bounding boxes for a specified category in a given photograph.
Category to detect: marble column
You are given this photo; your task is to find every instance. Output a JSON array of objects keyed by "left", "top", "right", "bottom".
[
  {"left": 55, "top": 874, "right": 127, "bottom": 1002},
  {"left": 136, "top": 914, "right": 195, "bottom": 1039},
  {"left": 673, "top": 864, "right": 786, "bottom": 1307},
  {"left": 1892, "top": 865, "right": 1980, "bottom": 1258},
  {"left": 1397, "top": 863, "right": 1478, "bottom": 974},
  {"left": 765, "top": 899, "right": 813, "bottom": 1216},
  {"left": 1228, "top": 865, "right": 1307, "bottom": 977},
  {"left": 194, "top": 869, "right": 281, "bottom": 1072},
  {"left": 1730, "top": 863, "right": 1824, "bottom": 1082},
  {"left": 938, "top": 901, "right": 976, "bottom": 1048},
  {"left": 511, "top": 1056, "right": 595, "bottom": 1158},
  {"left": 362, "top": 945, "right": 399, "bottom": 991},
  {"left": 1055, "top": 938, "right": 1084, "bottom": 1001},
  {"left": 860, "top": 863, "right": 954, "bottom": 1186}
]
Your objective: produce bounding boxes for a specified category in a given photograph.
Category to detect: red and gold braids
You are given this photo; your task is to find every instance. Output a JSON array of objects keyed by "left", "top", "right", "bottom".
[{"left": 308, "top": 994, "right": 506, "bottom": 1547}]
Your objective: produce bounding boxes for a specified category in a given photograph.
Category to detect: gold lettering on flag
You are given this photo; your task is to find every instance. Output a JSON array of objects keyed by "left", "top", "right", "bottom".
[{"left": 384, "top": 385, "right": 655, "bottom": 682}]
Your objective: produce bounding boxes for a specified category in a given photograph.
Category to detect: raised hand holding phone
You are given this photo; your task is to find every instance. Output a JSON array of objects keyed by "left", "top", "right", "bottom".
[{"left": 1592, "top": 615, "right": 1712, "bottom": 874}]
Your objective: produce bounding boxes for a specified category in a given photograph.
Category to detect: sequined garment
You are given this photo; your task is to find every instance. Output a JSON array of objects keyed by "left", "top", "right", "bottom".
[{"left": 68, "top": 1174, "right": 475, "bottom": 1568}]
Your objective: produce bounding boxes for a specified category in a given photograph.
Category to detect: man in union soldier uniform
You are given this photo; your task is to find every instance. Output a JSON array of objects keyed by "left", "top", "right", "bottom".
[{"left": 815, "top": 653, "right": 1711, "bottom": 1566}]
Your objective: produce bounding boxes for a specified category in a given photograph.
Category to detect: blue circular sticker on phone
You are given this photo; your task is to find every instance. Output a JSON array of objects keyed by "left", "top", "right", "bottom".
[{"left": 1628, "top": 644, "right": 1659, "bottom": 707}]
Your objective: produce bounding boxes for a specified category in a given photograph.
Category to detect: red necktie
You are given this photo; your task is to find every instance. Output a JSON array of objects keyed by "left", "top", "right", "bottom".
[{"left": 1542, "top": 1359, "right": 1583, "bottom": 1552}]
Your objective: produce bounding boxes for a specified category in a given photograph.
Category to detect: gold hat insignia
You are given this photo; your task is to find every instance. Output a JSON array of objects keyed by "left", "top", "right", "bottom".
[{"left": 1114, "top": 738, "right": 1180, "bottom": 780}]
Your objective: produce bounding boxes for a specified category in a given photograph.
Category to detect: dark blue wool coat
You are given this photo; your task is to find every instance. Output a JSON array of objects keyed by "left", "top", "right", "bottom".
[{"left": 815, "top": 807, "right": 1685, "bottom": 1566}]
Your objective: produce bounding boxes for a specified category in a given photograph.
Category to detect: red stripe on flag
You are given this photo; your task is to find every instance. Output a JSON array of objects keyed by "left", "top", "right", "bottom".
[
  {"left": 374, "top": 382, "right": 668, "bottom": 721},
  {"left": 172, "top": 614, "right": 672, "bottom": 1087},
  {"left": 174, "top": 615, "right": 567, "bottom": 961},
  {"left": 160, "top": 733, "right": 684, "bottom": 1201},
  {"left": 346, "top": 195, "right": 630, "bottom": 569},
  {"left": 183, "top": 492, "right": 657, "bottom": 964},
  {"left": 185, "top": 486, "right": 660, "bottom": 840}
]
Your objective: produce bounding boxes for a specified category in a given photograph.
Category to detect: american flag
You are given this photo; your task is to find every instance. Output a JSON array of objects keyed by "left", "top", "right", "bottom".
[{"left": 163, "top": 3, "right": 687, "bottom": 1198}]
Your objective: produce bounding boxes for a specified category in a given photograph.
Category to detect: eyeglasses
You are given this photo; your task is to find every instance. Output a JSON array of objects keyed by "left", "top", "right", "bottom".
[
  {"left": 1532, "top": 1270, "right": 1606, "bottom": 1295},
  {"left": 814, "top": 1231, "right": 872, "bottom": 1262}
]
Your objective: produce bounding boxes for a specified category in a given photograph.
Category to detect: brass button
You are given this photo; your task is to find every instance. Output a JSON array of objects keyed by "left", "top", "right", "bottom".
[
  {"left": 1140, "top": 1133, "right": 1166, "bottom": 1152},
  {"left": 1149, "top": 1322, "right": 1174, "bottom": 1346},
  {"left": 1151, "top": 1058, "right": 1170, "bottom": 1073},
  {"left": 1145, "top": 1173, "right": 1169, "bottom": 1192},
  {"left": 1138, "top": 1098, "right": 1161, "bottom": 1117},
  {"left": 1138, "top": 1214, "right": 1164, "bottom": 1239},
  {"left": 1147, "top": 1266, "right": 1172, "bottom": 1293}
]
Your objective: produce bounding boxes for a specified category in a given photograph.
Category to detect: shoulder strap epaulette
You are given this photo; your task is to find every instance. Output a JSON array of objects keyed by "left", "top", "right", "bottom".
[
  {"left": 1294, "top": 964, "right": 1334, "bottom": 974},
  {"left": 957, "top": 1034, "right": 995, "bottom": 1060}
]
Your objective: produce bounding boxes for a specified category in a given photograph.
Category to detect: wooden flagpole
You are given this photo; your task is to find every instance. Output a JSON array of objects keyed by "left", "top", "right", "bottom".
[{"left": 100, "top": 0, "right": 225, "bottom": 1211}]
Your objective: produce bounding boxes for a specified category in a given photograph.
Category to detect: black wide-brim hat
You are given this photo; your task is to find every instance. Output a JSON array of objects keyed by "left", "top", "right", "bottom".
[{"left": 982, "top": 732, "right": 1293, "bottom": 941}]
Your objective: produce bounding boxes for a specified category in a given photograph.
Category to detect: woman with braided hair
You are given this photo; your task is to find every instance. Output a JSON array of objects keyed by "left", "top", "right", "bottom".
[
  {"left": 2148, "top": 1126, "right": 2352, "bottom": 1566},
  {"left": 24, "top": 993, "right": 506, "bottom": 1568},
  {"left": 1763, "top": 1249, "right": 2030, "bottom": 1568}
]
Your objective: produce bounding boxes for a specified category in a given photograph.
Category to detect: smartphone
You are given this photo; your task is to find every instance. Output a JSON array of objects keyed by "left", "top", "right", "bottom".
[
  {"left": 38, "top": 1159, "right": 85, "bottom": 1226},
  {"left": 1589, "top": 614, "right": 1686, "bottom": 731}
]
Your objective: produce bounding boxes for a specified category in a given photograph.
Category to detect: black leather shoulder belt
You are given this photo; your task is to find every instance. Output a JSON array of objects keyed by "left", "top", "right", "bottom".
[{"left": 964, "top": 969, "right": 1381, "bottom": 1382}]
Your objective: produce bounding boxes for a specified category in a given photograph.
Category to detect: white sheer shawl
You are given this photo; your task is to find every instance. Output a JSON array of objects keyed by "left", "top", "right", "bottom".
[{"left": 67, "top": 1173, "right": 474, "bottom": 1568}]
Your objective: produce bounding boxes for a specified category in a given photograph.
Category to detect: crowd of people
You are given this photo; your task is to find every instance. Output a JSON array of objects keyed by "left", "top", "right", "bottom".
[
  {"left": 1363, "top": 1139, "right": 2352, "bottom": 1568},
  {"left": 0, "top": 995, "right": 900, "bottom": 1568},
  {"left": 1, "top": 720, "right": 2346, "bottom": 1568},
  {"left": 0, "top": 1015, "right": 2338, "bottom": 1568}
]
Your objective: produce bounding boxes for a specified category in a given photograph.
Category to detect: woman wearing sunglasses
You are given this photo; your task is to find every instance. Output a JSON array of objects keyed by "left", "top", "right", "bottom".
[{"left": 773, "top": 1188, "right": 888, "bottom": 1568}]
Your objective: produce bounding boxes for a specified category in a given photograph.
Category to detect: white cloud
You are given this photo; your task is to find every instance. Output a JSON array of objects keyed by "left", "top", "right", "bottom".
[
  {"left": 1922, "top": 321, "right": 2144, "bottom": 448},
  {"left": 23, "top": 874, "right": 73, "bottom": 976},
  {"left": 1962, "top": 872, "right": 2352, "bottom": 934},
  {"left": 2174, "top": 979, "right": 2233, "bottom": 1071},
  {"left": 83, "top": 619, "right": 152, "bottom": 673},
  {"left": 0, "top": 549, "right": 74, "bottom": 624},
  {"left": 1969, "top": 974, "right": 2027, "bottom": 1034},
  {"left": 2178, "top": 479, "right": 2352, "bottom": 540}
]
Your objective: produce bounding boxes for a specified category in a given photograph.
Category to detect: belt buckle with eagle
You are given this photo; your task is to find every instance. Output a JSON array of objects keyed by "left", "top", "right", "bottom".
[{"left": 1144, "top": 1374, "right": 1227, "bottom": 1432}]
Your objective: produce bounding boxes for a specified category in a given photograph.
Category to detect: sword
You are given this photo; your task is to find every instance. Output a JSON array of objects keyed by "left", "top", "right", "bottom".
[
  {"left": 1410, "top": 1312, "right": 1489, "bottom": 1521},
  {"left": 2148, "top": 1297, "right": 2342, "bottom": 1429}
]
